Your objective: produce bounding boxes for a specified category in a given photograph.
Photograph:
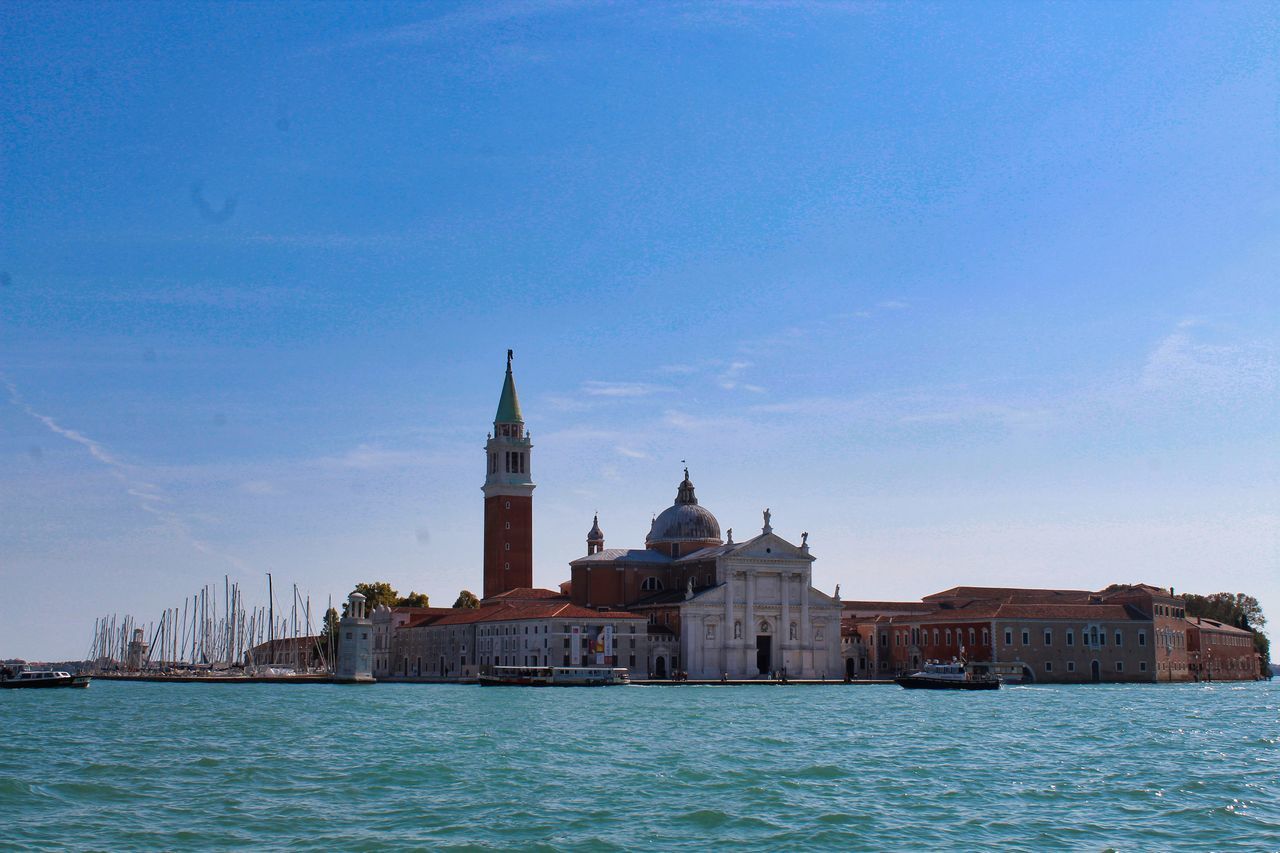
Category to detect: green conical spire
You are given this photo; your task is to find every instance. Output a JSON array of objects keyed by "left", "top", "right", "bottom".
[{"left": 494, "top": 349, "right": 523, "bottom": 424}]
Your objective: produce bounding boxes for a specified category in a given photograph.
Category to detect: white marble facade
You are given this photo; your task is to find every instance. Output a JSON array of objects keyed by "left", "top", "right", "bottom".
[{"left": 679, "top": 527, "right": 843, "bottom": 679}]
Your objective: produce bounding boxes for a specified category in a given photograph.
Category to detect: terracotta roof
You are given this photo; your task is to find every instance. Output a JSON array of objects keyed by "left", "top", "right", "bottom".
[
  {"left": 1191, "top": 617, "right": 1254, "bottom": 635},
  {"left": 923, "top": 586, "right": 1094, "bottom": 604},
  {"left": 482, "top": 587, "right": 567, "bottom": 602},
  {"left": 842, "top": 601, "right": 933, "bottom": 615},
  {"left": 993, "top": 603, "right": 1147, "bottom": 621},
  {"left": 399, "top": 600, "right": 644, "bottom": 629}
]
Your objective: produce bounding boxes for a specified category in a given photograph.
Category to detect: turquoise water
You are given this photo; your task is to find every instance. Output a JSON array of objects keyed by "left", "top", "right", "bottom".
[{"left": 2, "top": 681, "right": 1278, "bottom": 850}]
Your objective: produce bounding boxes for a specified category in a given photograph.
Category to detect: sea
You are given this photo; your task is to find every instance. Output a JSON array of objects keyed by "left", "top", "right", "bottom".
[{"left": 2, "top": 681, "right": 1277, "bottom": 851}]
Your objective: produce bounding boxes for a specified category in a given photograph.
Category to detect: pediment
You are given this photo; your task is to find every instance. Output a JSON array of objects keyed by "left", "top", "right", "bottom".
[{"left": 725, "top": 532, "right": 813, "bottom": 562}]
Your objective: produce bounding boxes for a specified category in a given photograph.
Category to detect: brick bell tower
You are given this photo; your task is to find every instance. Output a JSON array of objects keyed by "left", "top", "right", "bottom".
[{"left": 483, "top": 350, "right": 535, "bottom": 598}]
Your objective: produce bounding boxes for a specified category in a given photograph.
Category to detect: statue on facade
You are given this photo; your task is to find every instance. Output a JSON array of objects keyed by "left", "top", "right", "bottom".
[
  {"left": 762, "top": 508, "right": 772, "bottom": 534},
  {"left": 801, "top": 531, "right": 808, "bottom": 547},
  {"left": 686, "top": 576, "right": 694, "bottom": 600},
  {"left": 834, "top": 583, "right": 841, "bottom": 600}
]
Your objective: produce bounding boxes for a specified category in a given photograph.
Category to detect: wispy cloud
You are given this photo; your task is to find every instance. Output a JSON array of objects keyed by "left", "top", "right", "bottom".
[
  {"left": 876, "top": 299, "right": 910, "bottom": 310},
  {"left": 615, "top": 446, "right": 647, "bottom": 459},
  {"left": 1, "top": 374, "right": 250, "bottom": 571},
  {"left": 1140, "top": 320, "right": 1277, "bottom": 401}
]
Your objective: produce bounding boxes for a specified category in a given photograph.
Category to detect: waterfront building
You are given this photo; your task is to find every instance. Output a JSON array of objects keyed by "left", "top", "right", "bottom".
[
  {"left": 567, "top": 472, "right": 844, "bottom": 679},
  {"left": 1187, "top": 616, "right": 1262, "bottom": 680},
  {"left": 842, "top": 584, "right": 1262, "bottom": 683}
]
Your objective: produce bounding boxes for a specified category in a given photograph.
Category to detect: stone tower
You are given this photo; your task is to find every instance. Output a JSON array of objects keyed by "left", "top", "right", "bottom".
[
  {"left": 336, "top": 591, "right": 373, "bottom": 682},
  {"left": 483, "top": 350, "right": 535, "bottom": 598}
]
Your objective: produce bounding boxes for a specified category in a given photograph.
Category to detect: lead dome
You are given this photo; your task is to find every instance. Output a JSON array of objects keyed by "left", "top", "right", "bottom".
[{"left": 646, "top": 469, "right": 722, "bottom": 553}]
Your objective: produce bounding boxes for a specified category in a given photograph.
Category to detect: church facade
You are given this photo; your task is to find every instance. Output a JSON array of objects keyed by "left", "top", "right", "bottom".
[{"left": 568, "top": 472, "right": 844, "bottom": 679}]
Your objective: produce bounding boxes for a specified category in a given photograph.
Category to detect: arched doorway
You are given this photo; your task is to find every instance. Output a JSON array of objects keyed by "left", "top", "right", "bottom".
[
  {"left": 1021, "top": 666, "right": 1034, "bottom": 683},
  {"left": 654, "top": 656, "right": 667, "bottom": 678},
  {"left": 845, "top": 658, "right": 856, "bottom": 679},
  {"left": 1091, "top": 660, "right": 1101, "bottom": 683}
]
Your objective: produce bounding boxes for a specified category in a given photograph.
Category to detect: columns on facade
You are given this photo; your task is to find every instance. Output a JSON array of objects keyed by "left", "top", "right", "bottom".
[
  {"left": 744, "top": 569, "right": 756, "bottom": 675},
  {"left": 780, "top": 571, "right": 792, "bottom": 674},
  {"left": 800, "top": 574, "right": 811, "bottom": 675},
  {"left": 722, "top": 571, "right": 734, "bottom": 676}
]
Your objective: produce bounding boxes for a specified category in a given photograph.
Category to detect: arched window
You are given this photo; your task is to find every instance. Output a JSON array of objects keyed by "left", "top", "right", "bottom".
[{"left": 641, "top": 577, "right": 663, "bottom": 592}]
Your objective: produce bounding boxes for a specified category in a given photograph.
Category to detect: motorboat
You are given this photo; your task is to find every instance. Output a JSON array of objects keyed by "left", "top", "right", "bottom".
[
  {"left": 895, "top": 662, "right": 999, "bottom": 691},
  {"left": 0, "top": 669, "right": 92, "bottom": 689}
]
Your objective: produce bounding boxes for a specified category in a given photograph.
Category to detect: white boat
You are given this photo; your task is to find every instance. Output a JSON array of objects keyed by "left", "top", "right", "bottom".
[
  {"left": 0, "top": 668, "right": 92, "bottom": 689},
  {"left": 479, "top": 665, "right": 630, "bottom": 687},
  {"left": 895, "top": 661, "right": 999, "bottom": 691}
]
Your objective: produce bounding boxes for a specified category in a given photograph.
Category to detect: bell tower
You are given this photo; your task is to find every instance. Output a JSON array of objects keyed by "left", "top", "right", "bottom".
[{"left": 483, "top": 350, "right": 535, "bottom": 598}]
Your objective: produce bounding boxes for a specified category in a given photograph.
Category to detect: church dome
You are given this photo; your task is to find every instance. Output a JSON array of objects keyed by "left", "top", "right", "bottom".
[{"left": 646, "top": 470, "right": 722, "bottom": 547}]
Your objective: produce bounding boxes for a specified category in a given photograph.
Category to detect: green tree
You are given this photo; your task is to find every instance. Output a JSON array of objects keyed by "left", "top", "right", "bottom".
[
  {"left": 397, "top": 591, "right": 431, "bottom": 608},
  {"left": 1183, "top": 591, "right": 1270, "bottom": 674},
  {"left": 453, "top": 589, "right": 480, "bottom": 609},
  {"left": 342, "top": 581, "right": 399, "bottom": 616}
]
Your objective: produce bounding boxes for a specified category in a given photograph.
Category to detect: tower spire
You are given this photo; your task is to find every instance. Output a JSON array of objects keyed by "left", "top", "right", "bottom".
[{"left": 483, "top": 350, "right": 535, "bottom": 599}]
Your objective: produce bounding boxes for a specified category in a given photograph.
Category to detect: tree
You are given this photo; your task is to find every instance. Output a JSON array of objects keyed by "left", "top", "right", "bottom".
[
  {"left": 453, "top": 589, "right": 480, "bottom": 609},
  {"left": 1183, "top": 591, "right": 1270, "bottom": 673},
  {"left": 397, "top": 591, "right": 431, "bottom": 608},
  {"left": 341, "top": 581, "right": 399, "bottom": 617}
]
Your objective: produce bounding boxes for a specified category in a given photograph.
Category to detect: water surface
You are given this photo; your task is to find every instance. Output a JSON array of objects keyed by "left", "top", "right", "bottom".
[{"left": 2, "top": 681, "right": 1277, "bottom": 850}]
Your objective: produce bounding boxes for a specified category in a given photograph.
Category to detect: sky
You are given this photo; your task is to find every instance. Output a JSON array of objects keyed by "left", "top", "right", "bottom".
[{"left": 1, "top": 1, "right": 1276, "bottom": 660}]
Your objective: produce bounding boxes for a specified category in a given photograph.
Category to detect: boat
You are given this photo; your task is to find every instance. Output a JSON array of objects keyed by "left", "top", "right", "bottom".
[
  {"left": 895, "top": 662, "right": 999, "bottom": 691},
  {"left": 0, "top": 668, "right": 92, "bottom": 689},
  {"left": 479, "top": 665, "right": 630, "bottom": 687}
]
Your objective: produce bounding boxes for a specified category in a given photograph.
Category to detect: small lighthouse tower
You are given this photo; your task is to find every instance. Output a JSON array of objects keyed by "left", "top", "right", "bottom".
[
  {"left": 335, "top": 591, "right": 374, "bottom": 682},
  {"left": 483, "top": 350, "right": 535, "bottom": 598}
]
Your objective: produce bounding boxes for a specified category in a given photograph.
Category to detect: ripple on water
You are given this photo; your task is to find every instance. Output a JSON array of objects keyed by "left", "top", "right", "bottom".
[{"left": 2, "top": 682, "right": 1279, "bottom": 849}]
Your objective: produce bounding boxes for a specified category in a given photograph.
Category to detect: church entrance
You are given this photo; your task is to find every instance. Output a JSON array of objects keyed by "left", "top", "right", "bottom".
[
  {"left": 756, "top": 636, "right": 772, "bottom": 675},
  {"left": 845, "top": 658, "right": 856, "bottom": 679},
  {"left": 654, "top": 656, "right": 667, "bottom": 678}
]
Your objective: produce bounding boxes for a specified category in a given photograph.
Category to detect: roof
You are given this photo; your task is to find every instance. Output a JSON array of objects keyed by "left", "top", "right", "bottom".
[
  {"left": 482, "top": 587, "right": 566, "bottom": 602},
  {"left": 842, "top": 601, "right": 934, "bottom": 615},
  {"left": 399, "top": 600, "right": 644, "bottom": 628},
  {"left": 993, "top": 603, "right": 1147, "bottom": 621},
  {"left": 675, "top": 543, "right": 736, "bottom": 562},
  {"left": 495, "top": 352, "right": 523, "bottom": 424},
  {"left": 923, "top": 586, "right": 1094, "bottom": 603},
  {"left": 646, "top": 470, "right": 722, "bottom": 545},
  {"left": 571, "top": 548, "right": 672, "bottom": 566},
  {"left": 1192, "top": 617, "right": 1254, "bottom": 635}
]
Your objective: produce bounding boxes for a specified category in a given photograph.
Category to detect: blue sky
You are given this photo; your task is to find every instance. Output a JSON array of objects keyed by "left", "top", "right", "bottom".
[{"left": 2, "top": 1, "right": 1276, "bottom": 660}]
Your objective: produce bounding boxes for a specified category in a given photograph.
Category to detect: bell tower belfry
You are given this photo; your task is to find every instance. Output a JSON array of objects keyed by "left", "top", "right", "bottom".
[{"left": 483, "top": 350, "right": 535, "bottom": 598}]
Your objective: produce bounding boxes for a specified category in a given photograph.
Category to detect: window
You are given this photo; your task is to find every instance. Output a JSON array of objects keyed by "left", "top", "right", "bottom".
[
  {"left": 1004, "top": 629, "right": 1013, "bottom": 645},
  {"left": 968, "top": 628, "right": 976, "bottom": 646},
  {"left": 933, "top": 629, "right": 939, "bottom": 645},
  {"left": 1139, "top": 661, "right": 1147, "bottom": 672},
  {"left": 505, "top": 543, "right": 510, "bottom": 551},
  {"left": 982, "top": 629, "right": 989, "bottom": 646},
  {"left": 1021, "top": 630, "right": 1030, "bottom": 645},
  {"left": 1066, "top": 630, "right": 1074, "bottom": 646},
  {"left": 1115, "top": 631, "right": 1122, "bottom": 646},
  {"left": 1044, "top": 629, "right": 1053, "bottom": 646},
  {"left": 1045, "top": 662, "right": 1053, "bottom": 672},
  {"left": 345, "top": 632, "right": 352, "bottom": 640},
  {"left": 504, "top": 562, "right": 509, "bottom": 569},
  {"left": 505, "top": 521, "right": 510, "bottom": 530},
  {"left": 1115, "top": 661, "right": 1124, "bottom": 672},
  {"left": 1067, "top": 661, "right": 1076, "bottom": 672},
  {"left": 641, "top": 577, "right": 663, "bottom": 591},
  {"left": 1099, "top": 631, "right": 1106, "bottom": 646},
  {"left": 505, "top": 500, "right": 511, "bottom": 509},
  {"left": 946, "top": 629, "right": 953, "bottom": 646}
]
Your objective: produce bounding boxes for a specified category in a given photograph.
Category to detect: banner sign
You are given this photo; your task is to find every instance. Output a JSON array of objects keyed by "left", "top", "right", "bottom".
[{"left": 571, "top": 625, "right": 581, "bottom": 666}]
